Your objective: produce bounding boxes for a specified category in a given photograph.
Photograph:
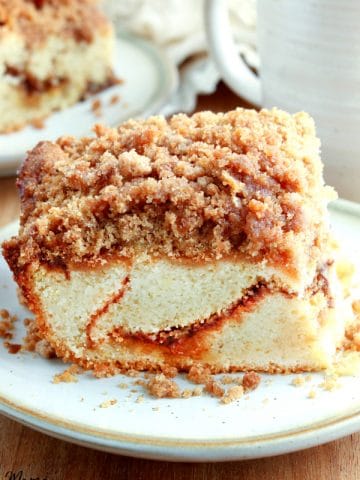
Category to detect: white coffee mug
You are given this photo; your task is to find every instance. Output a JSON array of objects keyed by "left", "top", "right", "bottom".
[{"left": 205, "top": 0, "right": 360, "bottom": 201}]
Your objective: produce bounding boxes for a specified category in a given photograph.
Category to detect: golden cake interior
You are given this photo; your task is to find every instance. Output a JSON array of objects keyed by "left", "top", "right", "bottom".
[{"left": 3, "top": 108, "right": 350, "bottom": 374}]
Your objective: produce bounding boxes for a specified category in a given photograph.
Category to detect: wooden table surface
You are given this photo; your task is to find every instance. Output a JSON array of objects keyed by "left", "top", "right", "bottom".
[{"left": 0, "top": 83, "right": 359, "bottom": 480}]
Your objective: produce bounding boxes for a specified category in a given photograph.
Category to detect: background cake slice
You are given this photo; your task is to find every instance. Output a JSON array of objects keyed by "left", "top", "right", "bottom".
[
  {"left": 0, "top": 0, "right": 115, "bottom": 133},
  {"left": 2, "top": 108, "right": 348, "bottom": 374}
]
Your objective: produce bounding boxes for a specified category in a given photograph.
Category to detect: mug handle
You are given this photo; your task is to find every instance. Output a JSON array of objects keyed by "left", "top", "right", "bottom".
[{"left": 204, "top": 0, "right": 261, "bottom": 106}]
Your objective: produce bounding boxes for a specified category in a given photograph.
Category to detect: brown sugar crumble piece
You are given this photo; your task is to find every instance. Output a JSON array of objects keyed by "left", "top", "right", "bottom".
[
  {"left": 221, "top": 385, "right": 244, "bottom": 404},
  {"left": 242, "top": 371, "right": 261, "bottom": 391},
  {"left": 91, "top": 98, "right": 102, "bottom": 117},
  {"left": 205, "top": 380, "right": 224, "bottom": 398},
  {"left": 109, "top": 94, "right": 120, "bottom": 105},
  {"left": 52, "top": 364, "right": 82, "bottom": 384},
  {"left": 187, "top": 364, "right": 211, "bottom": 384},
  {"left": 145, "top": 373, "right": 180, "bottom": 398},
  {"left": 4, "top": 341, "right": 22, "bottom": 354},
  {"left": 0, "top": 309, "right": 16, "bottom": 340}
]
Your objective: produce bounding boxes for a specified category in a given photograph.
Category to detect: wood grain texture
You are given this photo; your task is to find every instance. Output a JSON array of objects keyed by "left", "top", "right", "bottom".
[
  {"left": 0, "top": 82, "right": 359, "bottom": 479},
  {"left": 0, "top": 177, "right": 19, "bottom": 227}
]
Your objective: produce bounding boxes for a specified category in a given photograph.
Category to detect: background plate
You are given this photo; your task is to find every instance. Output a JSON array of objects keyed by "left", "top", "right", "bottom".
[
  {"left": 0, "top": 200, "right": 359, "bottom": 462},
  {"left": 0, "top": 33, "right": 178, "bottom": 176}
]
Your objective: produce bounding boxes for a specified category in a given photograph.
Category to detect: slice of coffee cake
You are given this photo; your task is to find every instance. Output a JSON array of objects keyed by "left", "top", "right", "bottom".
[
  {"left": 2, "top": 108, "right": 347, "bottom": 374},
  {"left": 0, "top": 0, "right": 116, "bottom": 133}
]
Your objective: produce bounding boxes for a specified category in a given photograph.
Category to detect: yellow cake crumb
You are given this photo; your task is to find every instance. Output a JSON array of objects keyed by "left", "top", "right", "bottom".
[
  {"left": 291, "top": 375, "right": 305, "bottom": 387},
  {"left": 52, "top": 364, "right": 81, "bottom": 384},
  {"left": 100, "top": 399, "right": 117, "bottom": 408},
  {"left": 181, "top": 389, "right": 193, "bottom": 399},
  {"left": 320, "top": 374, "right": 340, "bottom": 391},
  {"left": 221, "top": 385, "right": 244, "bottom": 404}
]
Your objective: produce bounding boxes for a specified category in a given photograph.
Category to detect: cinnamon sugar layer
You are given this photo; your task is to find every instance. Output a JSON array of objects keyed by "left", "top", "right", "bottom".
[{"left": 3, "top": 109, "right": 335, "bottom": 273}]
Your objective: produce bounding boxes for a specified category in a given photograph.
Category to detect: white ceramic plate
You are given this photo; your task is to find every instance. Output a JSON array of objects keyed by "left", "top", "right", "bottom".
[
  {"left": 0, "top": 33, "right": 178, "bottom": 176},
  {"left": 0, "top": 200, "right": 359, "bottom": 462}
]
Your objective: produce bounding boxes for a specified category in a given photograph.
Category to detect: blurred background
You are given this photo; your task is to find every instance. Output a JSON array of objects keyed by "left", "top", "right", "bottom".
[{"left": 103, "top": 0, "right": 256, "bottom": 115}]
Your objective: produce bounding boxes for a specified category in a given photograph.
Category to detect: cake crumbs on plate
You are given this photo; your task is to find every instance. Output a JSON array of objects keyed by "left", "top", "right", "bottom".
[
  {"left": 205, "top": 380, "right": 224, "bottom": 398},
  {"left": 320, "top": 374, "right": 340, "bottom": 391},
  {"left": 118, "top": 382, "right": 128, "bottom": 389},
  {"left": 109, "top": 94, "right": 120, "bottom": 105},
  {"left": 91, "top": 98, "right": 102, "bottom": 117},
  {"left": 192, "top": 386, "right": 203, "bottom": 396},
  {"left": 53, "top": 364, "right": 82, "bottom": 384},
  {"left": 187, "top": 364, "right": 211, "bottom": 384},
  {"left": 220, "top": 375, "right": 238, "bottom": 385},
  {"left": 180, "top": 389, "right": 193, "bottom": 399},
  {"left": 291, "top": 375, "right": 305, "bottom": 387},
  {"left": 145, "top": 373, "right": 180, "bottom": 398},
  {"left": 181, "top": 386, "right": 204, "bottom": 399},
  {"left": 136, "top": 395, "right": 144, "bottom": 403},
  {"left": 0, "top": 309, "right": 16, "bottom": 340},
  {"left": 308, "top": 390, "right": 317, "bottom": 399},
  {"left": 3, "top": 341, "right": 22, "bottom": 354},
  {"left": 100, "top": 398, "right": 117, "bottom": 408},
  {"left": 242, "top": 371, "right": 261, "bottom": 391},
  {"left": 220, "top": 385, "right": 244, "bottom": 404}
]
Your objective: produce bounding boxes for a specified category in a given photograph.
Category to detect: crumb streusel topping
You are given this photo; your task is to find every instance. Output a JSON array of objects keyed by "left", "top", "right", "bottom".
[
  {"left": 5, "top": 109, "right": 334, "bottom": 270},
  {"left": 0, "top": 0, "right": 109, "bottom": 45}
]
